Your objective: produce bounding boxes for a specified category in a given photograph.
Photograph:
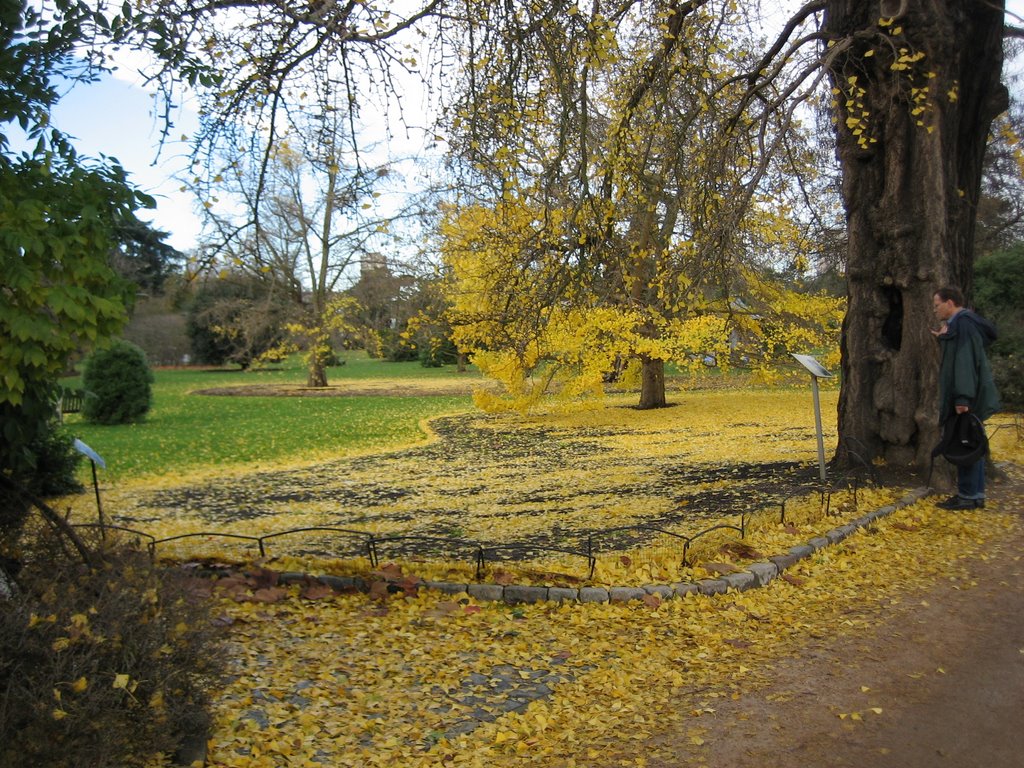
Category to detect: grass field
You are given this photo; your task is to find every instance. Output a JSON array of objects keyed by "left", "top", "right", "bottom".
[{"left": 61, "top": 352, "right": 480, "bottom": 481}]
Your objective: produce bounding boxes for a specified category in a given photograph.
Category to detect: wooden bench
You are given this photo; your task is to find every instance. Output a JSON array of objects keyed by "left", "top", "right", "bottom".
[{"left": 59, "top": 388, "right": 85, "bottom": 415}]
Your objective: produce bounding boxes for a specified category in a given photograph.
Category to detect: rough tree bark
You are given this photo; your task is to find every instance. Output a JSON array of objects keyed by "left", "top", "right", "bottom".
[
  {"left": 639, "top": 357, "right": 667, "bottom": 409},
  {"left": 825, "top": 0, "right": 1008, "bottom": 471},
  {"left": 306, "top": 358, "right": 329, "bottom": 388}
]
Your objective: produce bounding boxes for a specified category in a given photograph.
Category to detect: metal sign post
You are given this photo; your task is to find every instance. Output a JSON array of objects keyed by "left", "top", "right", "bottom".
[
  {"left": 73, "top": 439, "right": 107, "bottom": 536},
  {"left": 790, "top": 354, "right": 834, "bottom": 482}
]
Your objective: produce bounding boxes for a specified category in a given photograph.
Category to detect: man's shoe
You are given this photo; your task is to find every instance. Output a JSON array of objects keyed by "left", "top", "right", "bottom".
[{"left": 936, "top": 495, "right": 982, "bottom": 510}]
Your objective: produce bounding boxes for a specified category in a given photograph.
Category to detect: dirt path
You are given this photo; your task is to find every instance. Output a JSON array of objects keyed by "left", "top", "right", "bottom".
[{"left": 648, "top": 491, "right": 1024, "bottom": 767}]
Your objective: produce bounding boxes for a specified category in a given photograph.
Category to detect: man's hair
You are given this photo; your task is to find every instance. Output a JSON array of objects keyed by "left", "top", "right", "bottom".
[{"left": 935, "top": 285, "right": 965, "bottom": 306}]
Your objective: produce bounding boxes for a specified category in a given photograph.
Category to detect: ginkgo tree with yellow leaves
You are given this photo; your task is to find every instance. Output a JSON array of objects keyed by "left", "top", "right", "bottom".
[
  {"left": 440, "top": 1, "right": 843, "bottom": 411},
  {"left": 817, "top": 3, "right": 1013, "bottom": 469}
]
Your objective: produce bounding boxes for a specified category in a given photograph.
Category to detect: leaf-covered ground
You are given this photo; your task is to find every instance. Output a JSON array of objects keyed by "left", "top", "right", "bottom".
[
  {"left": 66, "top": 391, "right": 832, "bottom": 575},
  {"left": 186, "top": 486, "right": 1021, "bottom": 768},
  {"left": 63, "top": 386, "right": 1018, "bottom": 767},
  {"left": 62, "top": 389, "right": 1022, "bottom": 588}
]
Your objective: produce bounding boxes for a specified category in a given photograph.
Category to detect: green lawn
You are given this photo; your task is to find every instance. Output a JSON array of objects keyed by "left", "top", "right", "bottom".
[{"left": 61, "top": 351, "right": 478, "bottom": 481}]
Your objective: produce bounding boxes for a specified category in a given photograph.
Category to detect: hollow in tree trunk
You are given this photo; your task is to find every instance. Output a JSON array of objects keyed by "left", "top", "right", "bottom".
[{"left": 824, "top": 0, "right": 1007, "bottom": 472}]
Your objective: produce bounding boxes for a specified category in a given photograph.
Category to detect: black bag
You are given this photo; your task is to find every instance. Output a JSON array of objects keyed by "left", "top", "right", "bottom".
[{"left": 932, "top": 412, "right": 988, "bottom": 467}]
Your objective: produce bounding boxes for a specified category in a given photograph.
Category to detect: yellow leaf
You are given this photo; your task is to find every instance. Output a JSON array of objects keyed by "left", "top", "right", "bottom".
[
  {"left": 113, "top": 674, "right": 130, "bottom": 690},
  {"left": 870, "top": 707, "right": 883, "bottom": 715},
  {"left": 71, "top": 676, "right": 88, "bottom": 694}
]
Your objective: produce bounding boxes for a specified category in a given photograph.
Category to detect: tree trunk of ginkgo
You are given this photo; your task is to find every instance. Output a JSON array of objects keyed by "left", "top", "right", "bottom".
[
  {"left": 638, "top": 357, "right": 667, "bottom": 409},
  {"left": 824, "top": 0, "right": 1007, "bottom": 471},
  {"left": 306, "top": 343, "right": 329, "bottom": 387},
  {"left": 306, "top": 362, "right": 328, "bottom": 388}
]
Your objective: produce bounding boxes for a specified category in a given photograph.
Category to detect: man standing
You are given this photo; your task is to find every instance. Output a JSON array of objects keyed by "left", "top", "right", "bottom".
[{"left": 931, "top": 286, "right": 1000, "bottom": 509}]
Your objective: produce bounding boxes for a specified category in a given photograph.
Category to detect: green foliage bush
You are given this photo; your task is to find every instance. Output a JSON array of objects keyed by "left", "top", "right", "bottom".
[
  {"left": 991, "top": 355, "right": 1024, "bottom": 412},
  {"left": 21, "top": 424, "right": 83, "bottom": 499},
  {"left": 419, "top": 335, "right": 458, "bottom": 368},
  {"left": 81, "top": 340, "right": 154, "bottom": 425},
  {"left": 1, "top": 387, "right": 82, "bottom": 542},
  {"left": 0, "top": 534, "right": 221, "bottom": 768},
  {"left": 974, "top": 246, "right": 1024, "bottom": 412},
  {"left": 379, "top": 329, "right": 418, "bottom": 362},
  {"left": 185, "top": 276, "right": 291, "bottom": 367},
  {"left": 974, "top": 245, "right": 1024, "bottom": 359}
]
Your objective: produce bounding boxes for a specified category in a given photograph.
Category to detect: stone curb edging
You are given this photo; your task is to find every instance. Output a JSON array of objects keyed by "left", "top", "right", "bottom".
[{"left": 278, "top": 487, "right": 932, "bottom": 606}]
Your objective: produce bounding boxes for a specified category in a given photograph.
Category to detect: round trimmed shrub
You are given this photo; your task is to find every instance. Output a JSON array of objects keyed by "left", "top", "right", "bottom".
[{"left": 81, "top": 339, "right": 154, "bottom": 425}]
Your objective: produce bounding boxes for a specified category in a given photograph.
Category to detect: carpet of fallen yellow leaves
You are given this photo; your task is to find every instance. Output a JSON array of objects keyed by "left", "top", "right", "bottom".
[
  {"left": 77, "top": 386, "right": 1016, "bottom": 768},
  {"left": 187, "top": 493, "right": 1020, "bottom": 768}
]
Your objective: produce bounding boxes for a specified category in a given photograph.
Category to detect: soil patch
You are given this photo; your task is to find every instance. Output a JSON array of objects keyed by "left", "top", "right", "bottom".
[{"left": 638, "top": 471, "right": 1024, "bottom": 768}]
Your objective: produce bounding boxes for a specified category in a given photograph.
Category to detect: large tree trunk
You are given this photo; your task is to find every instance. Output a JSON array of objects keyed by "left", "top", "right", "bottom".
[
  {"left": 825, "top": 0, "right": 1007, "bottom": 471},
  {"left": 638, "top": 357, "right": 667, "bottom": 409}
]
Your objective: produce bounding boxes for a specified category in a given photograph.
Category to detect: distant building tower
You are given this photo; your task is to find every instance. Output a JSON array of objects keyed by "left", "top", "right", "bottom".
[{"left": 360, "top": 252, "right": 388, "bottom": 277}]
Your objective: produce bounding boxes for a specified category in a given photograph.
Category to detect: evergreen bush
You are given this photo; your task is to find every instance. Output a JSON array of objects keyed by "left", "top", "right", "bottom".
[
  {"left": 419, "top": 335, "right": 458, "bottom": 368},
  {"left": 0, "top": 388, "right": 81, "bottom": 543},
  {"left": 81, "top": 340, "right": 154, "bottom": 425},
  {"left": 991, "top": 355, "right": 1024, "bottom": 412},
  {"left": 380, "top": 329, "right": 418, "bottom": 362},
  {"left": 975, "top": 246, "right": 1024, "bottom": 359}
]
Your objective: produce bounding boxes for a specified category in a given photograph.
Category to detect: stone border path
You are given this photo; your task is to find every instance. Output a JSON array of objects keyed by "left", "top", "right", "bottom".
[{"left": 277, "top": 487, "right": 931, "bottom": 604}]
